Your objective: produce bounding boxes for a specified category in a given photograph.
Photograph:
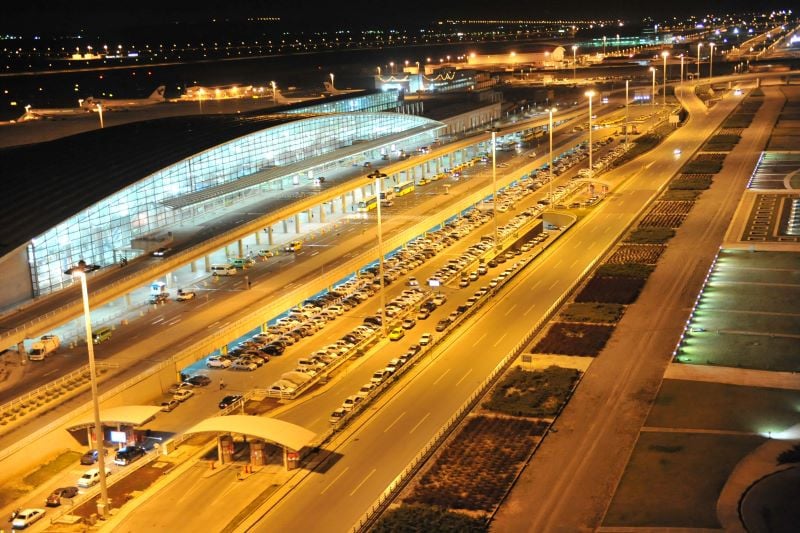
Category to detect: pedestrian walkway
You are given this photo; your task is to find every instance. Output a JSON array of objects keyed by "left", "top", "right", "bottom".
[{"left": 663, "top": 363, "right": 800, "bottom": 391}]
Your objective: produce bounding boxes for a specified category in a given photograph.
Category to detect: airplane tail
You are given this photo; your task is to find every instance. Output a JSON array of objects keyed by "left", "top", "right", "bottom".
[
  {"left": 323, "top": 81, "right": 340, "bottom": 95},
  {"left": 149, "top": 86, "right": 166, "bottom": 101},
  {"left": 273, "top": 88, "right": 289, "bottom": 104}
]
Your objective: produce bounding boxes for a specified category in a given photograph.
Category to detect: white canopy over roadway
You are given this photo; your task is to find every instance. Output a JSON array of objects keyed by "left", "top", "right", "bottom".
[
  {"left": 67, "top": 405, "right": 161, "bottom": 431},
  {"left": 183, "top": 415, "right": 316, "bottom": 451}
]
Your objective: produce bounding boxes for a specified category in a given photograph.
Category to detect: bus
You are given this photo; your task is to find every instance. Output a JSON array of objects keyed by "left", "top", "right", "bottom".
[
  {"left": 394, "top": 181, "right": 415, "bottom": 197},
  {"left": 379, "top": 189, "right": 395, "bottom": 201},
  {"left": 357, "top": 196, "right": 378, "bottom": 212}
]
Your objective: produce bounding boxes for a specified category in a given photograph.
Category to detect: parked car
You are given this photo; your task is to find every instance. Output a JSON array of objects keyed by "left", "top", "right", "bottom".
[
  {"left": 356, "top": 382, "right": 376, "bottom": 399},
  {"left": 77, "top": 467, "right": 112, "bottom": 488},
  {"left": 230, "top": 359, "right": 258, "bottom": 372},
  {"left": 419, "top": 333, "right": 434, "bottom": 346},
  {"left": 388, "top": 327, "right": 405, "bottom": 341},
  {"left": 206, "top": 356, "right": 232, "bottom": 369},
  {"left": 401, "top": 318, "right": 416, "bottom": 330},
  {"left": 173, "top": 389, "right": 194, "bottom": 402},
  {"left": 371, "top": 369, "right": 390, "bottom": 384},
  {"left": 341, "top": 395, "right": 363, "bottom": 412},
  {"left": 114, "top": 445, "right": 146, "bottom": 466},
  {"left": 45, "top": 486, "right": 78, "bottom": 507},
  {"left": 160, "top": 399, "right": 180, "bottom": 412},
  {"left": 417, "top": 308, "right": 431, "bottom": 320},
  {"left": 167, "top": 382, "right": 194, "bottom": 395},
  {"left": 185, "top": 375, "right": 212, "bottom": 387},
  {"left": 80, "top": 448, "right": 107, "bottom": 465},
  {"left": 329, "top": 407, "right": 347, "bottom": 424},
  {"left": 11, "top": 508, "right": 46, "bottom": 529},
  {"left": 218, "top": 394, "right": 243, "bottom": 409}
]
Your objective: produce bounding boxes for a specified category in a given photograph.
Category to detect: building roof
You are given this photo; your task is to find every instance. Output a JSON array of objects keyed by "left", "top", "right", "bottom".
[
  {"left": 67, "top": 405, "right": 161, "bottom": 430},
  {"left": 183, "top": 415, "right": 316, "bottom": 451},
  {"left": 0, "top": 111, "right": 312, "bottom": 258}
]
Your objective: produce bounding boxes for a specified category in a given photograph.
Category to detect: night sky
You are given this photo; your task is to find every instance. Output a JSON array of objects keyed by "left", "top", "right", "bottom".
[{"left": 0, "top": 0, "right": 787, "bottom": 35}]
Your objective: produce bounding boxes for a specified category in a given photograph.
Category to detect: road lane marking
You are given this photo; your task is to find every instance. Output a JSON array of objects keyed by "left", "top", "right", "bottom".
[
  {"left": 524, "top": 303, "right": 537, "bottom": 316},
  {"left": 166, "top": 317, "right": 182, "bottom": 326},
  {"left": 549, "top": 280, "right": 559, "bottom": 290},
  {"left": 570, "top": 259, "right": 579, "bottom": 268},
  {"left": 384, "top": 412, "right": 406, "bottom": 433},
  {"left": 504, "top": 304, "right": 517, "bottom": 316},
  {"left": 455, "top": 368, "right": 472, "bottom": 387},
  {"left": 321, "top": 466, "right": 349, "bottom": 495},
  {"left": 553, "top": 258, "right": 563, "bottom": 268},
  {"left": 433, "top": 368, "right": 451, "bottom": 385},
  {"left": 493, "top": 332, "right": 508, "bottom": 347},
  {"left": 43, "top": 369, "right": 58, "bottom": 377},
  {"left": 150, "top": 316, "right": 165, "bottom": 325},
  {"left": 409, "top": 412, "right": 430, "bottom": 434},
  {"left": 531, "top": 279, "right": 542, "bottom": 291},
  {"left": 349, "top": 468, "right": 376, "bottom": 496},
  {"left": 207, "top": 321, "right": 221, "bottom": 329},
  {"left": 475, "top": 332, "right": 487, "bottom": 344}
]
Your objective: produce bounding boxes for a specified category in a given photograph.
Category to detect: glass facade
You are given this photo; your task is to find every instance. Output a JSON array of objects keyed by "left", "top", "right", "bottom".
[{"left": 28, "top": 103, "right": 439, "bottom": 296}]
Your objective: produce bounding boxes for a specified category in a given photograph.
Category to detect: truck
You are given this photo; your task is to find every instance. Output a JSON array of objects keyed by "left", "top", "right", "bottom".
[{"left": 28, "top": 334, "right": 61, "bottom": 361}]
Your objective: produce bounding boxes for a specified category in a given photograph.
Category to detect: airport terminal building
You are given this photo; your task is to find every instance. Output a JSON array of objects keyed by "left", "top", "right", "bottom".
[{"left": 0, "top": 90, "right": 450, "bottom": 303}]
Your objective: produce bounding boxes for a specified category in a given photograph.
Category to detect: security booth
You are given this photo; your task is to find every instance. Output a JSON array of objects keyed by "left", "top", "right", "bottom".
[{"left": 67, "top": 405, "right": 161, "bottom": 449}]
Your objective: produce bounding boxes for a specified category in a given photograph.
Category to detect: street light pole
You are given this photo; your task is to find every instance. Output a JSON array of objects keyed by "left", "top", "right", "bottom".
[
  {"left": 367, "top": 170, "right": 388, "bottom": 335},
  {"left": 650, "top": 67, "right": 656, "bottom": 108},
  {"left": 625, "top": 79, "right": 630, "bottom": 146},
  {"left": 585, "top": 90, "right": 595, "bottom": 174},
  {"left": 572, "top": 45, "right": 578, "bottom": 80},
  {"left": 697, "top": 43, "right": 703, "bottom": 80},
  {"left": 680, "top": 54, "right": 685, "bottom": 85},
  {"left": 709, "top": 42, "right": 715, "bottom": 79},
  {"left": 662, "top": 51, "right": 669, "bottom": 106},
  {"left": 486, "top": 127, "right": 501, "bottom": 249},
  {"left": 75, "top": 272, "right": 109, "bottom": 518},
  {"left": 548, "top": 108, "right": 556, "bottom": 202}
]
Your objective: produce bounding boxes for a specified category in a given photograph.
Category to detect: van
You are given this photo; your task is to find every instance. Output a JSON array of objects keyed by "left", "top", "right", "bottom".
[
  {"left": 92, "top": 326, "right": 113, "bottom": 345},
  {"left": 284, "top": 241, "right": 302, "bottom": 253},
  {"left": 210, "top": 264, "right": 236, "bottom": 276}
]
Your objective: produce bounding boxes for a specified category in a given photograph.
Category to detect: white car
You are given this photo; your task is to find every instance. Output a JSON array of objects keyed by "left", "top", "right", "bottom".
[
  {"left": 173, "top": 389, "right": 194, "bottom": 402},
  {"left": 176, "top": 289, "right": 196, "bottom": 301},
  {"left": 206, "top": 356, "right": 232, "bottom": 369},
  {"left": 230, "top": 359, "right": 258, "bottom": 372},
  {"left": 419, "top": 333, "right": 434, "bottom": 346},
  {"left": 77, "top": 467, "right": 112, "bottom": 488},
  {"left": 11, "top": 508, "right": 46, "bottom": 529}
]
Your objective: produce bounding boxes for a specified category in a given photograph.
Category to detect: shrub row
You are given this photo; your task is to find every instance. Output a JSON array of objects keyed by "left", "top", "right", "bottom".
[{"left": 483, "top": 366, "right": 582, "bottom": 417}]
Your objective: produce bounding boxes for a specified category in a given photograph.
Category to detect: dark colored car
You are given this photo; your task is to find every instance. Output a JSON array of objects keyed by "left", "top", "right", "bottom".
[
  {"left": 151, "top": 247, "right": 172, "bottom": 257},
  {"left": 149, "top": 293, "right": 169, "bottom": 304},
  {"left": 80, "top": 448, "right": 106, "bottom": 465},
  {"left": 261, "top": 343, "right": 284, "bottom": 356},
  {"left": 363, "top": 315, "right": 382, "bottom": 327},
  {"left": 185, "top": 375, "right": 211, "bottom": 387},
  {"left": 114, "top": 445, "right": 146, "bottom": 466},
  {"left": 46, "top": 486, "right": 79, "bottom": 507},
  {"left": 219, "top": 394, "right": 243, "bottom": 409}
]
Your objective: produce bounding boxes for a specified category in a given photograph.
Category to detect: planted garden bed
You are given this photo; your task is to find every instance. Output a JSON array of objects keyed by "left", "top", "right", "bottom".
[
  {"left": 606, "top": 244, "right": 666, "bottom": 265},
  {"left": 670, "top": 175, "right": 713, "bottom": 190},
  {"left": 405, "top": 415, "right": 548, "bottom": 512},
  {"left": 626, "top": 227, "right": 675, "bottom": 244},
  {"left": 533, "top": 322, "right": 616, "bottom": 355},
  {"left": 484, "top": 366, "right": 582, "bottom": 417},
  {"left": 596, "top": 263, "right": 654, "bottom": 279},
  {"left": 575, "top": 276, "right": 647, "bottom": 305},
  {"left": 682, "top": 159, "right": 723, "bottom": 174},
  {"left": 560, "top": 302, "right": 625, "bottom": 324},
  {"left": 639, "top": 213, "right": 687, "bottom": 228},
  {"left": 375, "top": 504, "right": 487, "bottom": 532}
]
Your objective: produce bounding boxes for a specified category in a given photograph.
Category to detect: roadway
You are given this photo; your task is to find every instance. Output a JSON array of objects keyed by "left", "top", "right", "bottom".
[{"left": 105, "top": 85, "right": 725, "bottom": 532}]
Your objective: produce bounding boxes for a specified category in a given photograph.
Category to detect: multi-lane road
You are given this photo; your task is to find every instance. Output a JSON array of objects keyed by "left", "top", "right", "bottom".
[{"left": 101, "top": 82, "right": 742, "bottom": 532}]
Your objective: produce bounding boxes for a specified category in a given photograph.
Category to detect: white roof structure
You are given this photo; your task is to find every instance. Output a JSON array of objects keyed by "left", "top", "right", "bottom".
[
  {"left": 67, "top": 405, "right": 161, "bottom": 430},
  {"left": 183, "top": 415, "right": 316, "bottom": 451}
]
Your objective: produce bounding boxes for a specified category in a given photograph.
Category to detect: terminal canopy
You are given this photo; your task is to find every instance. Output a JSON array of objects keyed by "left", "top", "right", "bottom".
[
  {"left": 183, "top": 415, "right": 316, "bottom": 452},
  {"left": 67, "top": 405, "right": 161, "bottom": 431}
]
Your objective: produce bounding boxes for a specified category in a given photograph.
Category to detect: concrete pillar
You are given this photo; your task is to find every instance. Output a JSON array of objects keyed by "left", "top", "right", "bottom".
[
  {"left": 319, "top": 204, "right": 326, "bottom": 223},
  {"left": 190, "top": 261, "right": 197, "bottom": 273},
  {"left": 341, "top": 194, "right": 347, "bottom": 213},
  {"left": 250, "top": 439, "right": 266, "bottom": 467},
  {"left": 267, "top": 226, "right": 274, "bottom": 245},
  {"left": 237, "top": 239, "right": 244, "bottom": 258},
  {"left": 220, "top": 435, "right": 234, "bottom": 464},
  {"left": 282, "top": 219, "right": 289, "bottom": 233},
  {"left": 255, "top": 230, "right": 262, "bottom": 245},
  {"left": 294, "top": 213, "right": 301, "bottom": 234},
  {"left": 204, "top": 256, "right": 211, "bottom": 272},
  {"left": 125, "top": 293, "right": 132, "bottom": 307}
]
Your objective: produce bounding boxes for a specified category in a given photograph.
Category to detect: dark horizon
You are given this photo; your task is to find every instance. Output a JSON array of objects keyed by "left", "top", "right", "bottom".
[{"left": 0, "top": 1, "right": 791, "bottom": 36}]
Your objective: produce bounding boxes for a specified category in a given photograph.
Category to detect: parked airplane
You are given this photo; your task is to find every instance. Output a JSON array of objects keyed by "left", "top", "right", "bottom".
[
  {"left": 323, "top": 74, "right": 361, "bottom": 96},
  {"left": 18, "top": 104, "right": 89, "bottom": 121},
  {"left": 270, "top": 81, "right": 316, "bottom": 105},
  {"left": 82, "top": 86, "right": 166, "bottom": 111}
]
